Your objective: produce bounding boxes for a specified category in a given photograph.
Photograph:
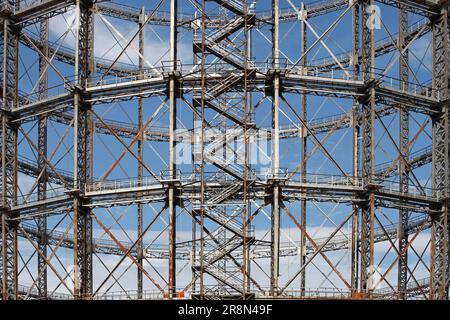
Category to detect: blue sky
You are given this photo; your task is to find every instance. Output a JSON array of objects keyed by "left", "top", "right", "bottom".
[{"left": 14, "top": 0, "right": 434, "bottom": 295}]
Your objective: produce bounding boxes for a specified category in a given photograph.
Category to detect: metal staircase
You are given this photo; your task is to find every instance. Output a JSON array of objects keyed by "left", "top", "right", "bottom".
[
  {"left": 198, "top": 39, "right": 251, "bottom": 69},
  {"left": 192, "top": 0, "right": 256, "bottom": 298},
  {"left": 208, "top": 183, "right": 242, "bottom": 204},
  {"left": 203, "top": 151, "right": 246, "bottom": 180},
  {"left": 210, "top": 0, "right": 248, "bottom": 16},
  {"left": 201, "top": 206, "right": 245, "bottom": 236},
  {"left": 192, "top": 126, "right": 251, "bottom": 179},
  {"left": 192, "top": 232, "right": 255, "bottom": 296},
  {"left": 198, "top": 235, "right": 245, "bottom": 266},
  {"left": 193, "top": 74, "right": 255, "bottom": 126},
  {"left": 206, "top": 16, "right": 247, "bottom": 42},
  {"left": 193, "top": 1, "right": 255, "bottom": 70}
]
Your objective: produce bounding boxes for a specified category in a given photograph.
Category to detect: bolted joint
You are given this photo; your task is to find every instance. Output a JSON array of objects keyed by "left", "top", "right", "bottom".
[
  {"left": 164, "top": 76, "right": 182, "bottom": 99},
  {"left": 264, "top": 72, "right": 283, "bottom": 97},
  {"left": 2, "top": 112, "right": 19, "bottom": 128},
  {"left": 0, "top": 2, "right": 16, "bottom": 17}
]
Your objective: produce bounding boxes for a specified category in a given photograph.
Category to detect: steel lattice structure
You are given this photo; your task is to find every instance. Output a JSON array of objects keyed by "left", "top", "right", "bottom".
[{"left": 0, "top": 0, "right": 448, "bottom": 300}]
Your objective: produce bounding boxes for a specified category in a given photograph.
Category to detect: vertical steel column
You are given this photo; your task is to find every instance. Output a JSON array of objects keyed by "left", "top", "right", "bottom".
[
  {"left": 73, "top": 0, "right": 94, "bottom": 299},
  {"left": 241, "top": 1, "right": 250, "bottom": 298},
  {"left": 360, "top": 0, "right": 375, "bottom": 296},
  {"left": 430, "top": 7, "right": 449, "bottom": 300},
  {"left": 270, "top": 0, "right": 280, "bottom": 297},
  {"left": 168, "top": 0, "right": 178, "bottom": 299},
  {"left": 198, "top": 0, "right": 206, "bottom": 299},
  {"left": 191, "top": 12, "right": 200, "bottom": 294},
  {"left": 245, "top": 11, "right": 253, "bottom": 296},
  {"left": 299, "top": 1, "right": 307, "bottom": 296},
  {"left": 397, "top": 2, "right": 409, "bottom": 300},
  {"left": 37, "top": 2, "right": 49, "bottom": 298},
  {"left": 137, "top": 6, "right": 145, "bottom": 300},
  {"left": 1, "top": 1, "right": 18, "bottom": 300},
  {"left": 351, "top": 0, "right": 361, "bottom": 294}
]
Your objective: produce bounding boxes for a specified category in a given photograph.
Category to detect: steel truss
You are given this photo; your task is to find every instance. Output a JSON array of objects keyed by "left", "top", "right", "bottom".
[{"left": 0, "top": 0, "right": 448, "bottom": 300}]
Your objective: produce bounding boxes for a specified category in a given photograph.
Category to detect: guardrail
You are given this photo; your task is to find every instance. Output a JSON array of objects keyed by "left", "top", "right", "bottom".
[
  {"left": 17, "top": 284, "right": 184, "bottom": 300},
  {"left": 18, "top": 284, "right": 73, "bottom": 300},
  {"left": 308, "top": 18, "right": 430, "bottom": 69},
  {"left": 379, "top": 179, "right": 435, "bottom": 200},
  {"left": 288, "top": 172, "right": 363, "bottom": 188},
  {"left": 272, "top": 287, "right": 352, "bottom": 299},
  {"left": 19, "top": 80, "right": 73, "bottom": 105},
  {"left": 14, "top": 169, "right": 438, "bottom": 205},
  {"left": 374, "top": 146, "right": 432, "bottom": 171},
  {"left": 84, "top": 171, "right": 436, "bottom": 198},
  {"left": 17, "top": 155, "right": 73, "bottom": 178},
  {"left": 16, "top": 186, "right": 68, "bottom": 206},
  {"left": 13, "top": 56, "right": 435, "bottom": 106},
  {"left": 377, "top": 73, "right": 436, "bottom": 99},
  {"left": 18, "top": 277, "right": 430, "bottom": 300}
]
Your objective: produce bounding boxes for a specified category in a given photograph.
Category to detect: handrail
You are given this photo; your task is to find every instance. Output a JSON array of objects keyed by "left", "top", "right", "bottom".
[{"left": 15, "top": 169, "right": 438, "bottom": 206}]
